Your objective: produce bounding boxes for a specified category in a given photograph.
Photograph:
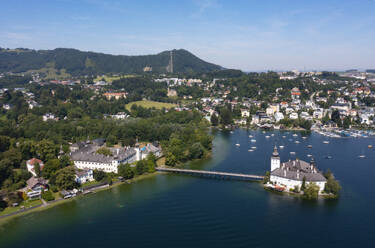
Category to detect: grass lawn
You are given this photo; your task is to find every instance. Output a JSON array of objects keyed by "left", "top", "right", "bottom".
[
  {"left": 94, "top": 74, "right": 137, "bottom": 83},
  {"left": 125, "top": 100, "right": 177, "bottom": 111},
  {"left": 81, "top": 180, "right": 100, "bottom": 188},
  {"left": 0, "top": 199, "right": 42, "bottom": 216}
]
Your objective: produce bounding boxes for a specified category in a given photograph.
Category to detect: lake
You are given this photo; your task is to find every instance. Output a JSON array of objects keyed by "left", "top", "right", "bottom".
[{"left": 1, "top": 129, "right": 375, "bottom": 248}]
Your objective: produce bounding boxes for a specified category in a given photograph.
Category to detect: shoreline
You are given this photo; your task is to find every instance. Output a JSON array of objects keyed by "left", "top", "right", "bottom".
[{"left": 0, "top": 172, "right": 160, "bottom": 225}]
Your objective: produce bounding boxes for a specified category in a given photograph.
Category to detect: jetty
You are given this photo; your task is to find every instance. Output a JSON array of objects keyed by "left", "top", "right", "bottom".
[{"left": 156, "top": 167, "right": 264, "bottom": 181}]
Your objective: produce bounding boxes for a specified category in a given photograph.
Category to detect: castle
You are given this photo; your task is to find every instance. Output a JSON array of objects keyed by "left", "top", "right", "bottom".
[{"left": 269, "top": 146, "right": 327, "bottom": 193}]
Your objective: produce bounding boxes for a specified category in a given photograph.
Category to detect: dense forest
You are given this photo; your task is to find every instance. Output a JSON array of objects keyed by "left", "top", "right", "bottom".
[{"left": 0, "top": 48, "right": 222, "bottom": 75}]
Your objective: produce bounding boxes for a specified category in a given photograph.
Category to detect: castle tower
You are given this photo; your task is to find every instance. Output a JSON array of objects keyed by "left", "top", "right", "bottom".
[{"left": 271, "top": 145, "right": 280, "bottom": 172}]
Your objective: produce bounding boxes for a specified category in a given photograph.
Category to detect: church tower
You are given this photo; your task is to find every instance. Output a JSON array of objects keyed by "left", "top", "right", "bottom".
[{"left": 271, "top": 145, "right": 280, "bottom": 172}]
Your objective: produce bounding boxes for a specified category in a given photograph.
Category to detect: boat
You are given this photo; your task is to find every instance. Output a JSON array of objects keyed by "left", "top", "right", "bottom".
[
  {"left": 290, "top": 152, "right": 296, "bottom": 155},
  {"left": 307, "top": 145, "right": 312, "bottom": 148},
  {"left": 271, "top": 134, "right": 275, "bottom": 137},
  {"left": 251, "top": 146, "right": 257, "bottom": 149},
  {"left": 292, "top": 134, "right": 298, "bottom": 137},
  {"left": 323, "top": 141, "right": 329, "bottom": 144},
  {"left": 368, "top": 145, "right": 373, "bottom": 148},
  {"left": 249, "top": 135, "right": 253, "bottom": 138},
  {"left": 307, "top": 154, "right": 312, "bottom": 157},
  {"left": 248, "top": 149, "right": 254, "bottom": 152},
  {"left": 230, "top": 131, "right": 234, "bottom": 134},
  {"left": 302, "top": 136, "right": 307, "bottom": 139},
  {"left": 282, "top": 136, "right": 286, "bottom": 138},
  {"left": 295, "top": 141, "right": 300, "bottom": 144},
  {"left": 265, "top": 136, "right": 270, "bottom": 139},
  {"left": 325, "top": 155, "right": 333, "bottom": 159},
  {"left": 251, "top": 139, "right": 256, "bottom": 143},
  {"left": 279, "top": 145, "right": 284, "bottom": 149},
  {"left": 359, "top": 155, "right": 366, "bottom": 159},
  {"left": 235, "top": 143, "right": 240, "bottom": 147}
]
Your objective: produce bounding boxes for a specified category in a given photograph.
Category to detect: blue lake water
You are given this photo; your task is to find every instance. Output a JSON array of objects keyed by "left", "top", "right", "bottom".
[{"left": 1, "top": 129, "right": 375, "bottom": 248}]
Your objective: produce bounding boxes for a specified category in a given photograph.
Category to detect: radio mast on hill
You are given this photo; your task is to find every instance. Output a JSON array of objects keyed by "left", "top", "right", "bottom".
[{"left": 166, "top": 50, "right": 173, "bottom": 73}]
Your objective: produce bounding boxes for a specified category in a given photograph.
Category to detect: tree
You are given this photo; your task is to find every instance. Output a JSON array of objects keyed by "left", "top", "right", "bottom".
[
  {"left": 42, "top": 159, "right": 61, "bottom": 179},
  {"left": 96, "top": 147, "right": 112, "bottom": 156},
  {"left": 189, "top": 143, "right": 204, "bottom": 159},
  {"left": 0, "top": 136, "right": 10, "bottom": 152},
  {"left": 34, "top": 162, "right": 41, "bottom": 177},
  {"left": 263, "top": 171, "right": 270, "bottom": 184},
  {"left": 324, "top": 169, "right": 341, "bottom": 195},
  {"left": 146, "top": 153, "right": 157, "bottom": 173},
  {"left": 343, "top": 116, "right": 351, "bottom": 129},
  {"left": 42, "top": 190, "right": 55, "bottom": 201},
  {"left": 93, "top": 169, "right": 106, "bottom": 181},
  {"left": 219, "top": 107, "right": 232, "bottom": 126},
  {"left": 135, "top": 160, "right": 148, "bottom": 175},
  {"left": 118, "top": 164, "right": 134, "bottom": 179},
  {"left": 301, "top": 176, "right": 306, "bottom": 191},
  {"left": 331, "top": 110, "right": 342, "bottom": 126},
  {"left": 35, "top": 140, "right": 58, "bottom": 161},
  {"left": 54, "top": 167, "right": 77, "bottom": 190},
  {"left": 165, "top": 152, "right": 177, "bottom": 166},
  {"left": 303, "top": 183, "right": 320, "bottom": 200},
  {"left": 210, "top": 114, "right": 219, "bottom": 126}
]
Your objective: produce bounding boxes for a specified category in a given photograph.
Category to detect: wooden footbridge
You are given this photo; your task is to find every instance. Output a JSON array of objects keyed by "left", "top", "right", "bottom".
[{"left": 156, "top": 167, "right": 264, "bottom": 181}]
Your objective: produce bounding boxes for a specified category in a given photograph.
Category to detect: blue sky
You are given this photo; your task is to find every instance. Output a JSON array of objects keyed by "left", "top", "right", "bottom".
[{"left": 1, "top": 0, "right": 374, "bottom": 71}]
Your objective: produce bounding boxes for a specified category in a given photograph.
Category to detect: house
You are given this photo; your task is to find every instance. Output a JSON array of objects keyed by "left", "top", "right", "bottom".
[
  {"left": 110, "top": 112, "right": 128, "bottom": 120},
  {"left": 274, "top": 112, "right": 284, "bottom": 122},
  {"left": 291, "top": 87, "right": 301, "bottom": 99},
  {"left": 241, "top": 109, "right": 250, "bottom": 118},
  {"left": 313, "top": 108, "right": 324, "bottom": 119},
  {"left": 25, "top": 177, "right": 48, "bottom": 199},
  {"left": 289, "top": 112, "right": 299, "bottom": 120},
  {"left": 43, "top": 113, "right": 58, "bottom": 121},
  {"left": 269, "top": 147, "right": 326, "bottom": 193},
  {"left": 135, "top": 143, "right": 162, "bottom": 160},
  {"left": 103, "top": 92, "right": 127, "bottom": 100},
  {"left": 75, "top": 169, "right": 94, "bottom": 184},
  {"left": 167, "top": 88, "right": 177, "bottom": 97},
  {"left": 26, "top": 158, "right": 44, "bottom": 177}
]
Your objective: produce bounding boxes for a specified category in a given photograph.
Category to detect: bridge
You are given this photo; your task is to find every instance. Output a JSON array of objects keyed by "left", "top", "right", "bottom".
[{"left": 156, "top": 167, "right": 264, "bottom": 182}]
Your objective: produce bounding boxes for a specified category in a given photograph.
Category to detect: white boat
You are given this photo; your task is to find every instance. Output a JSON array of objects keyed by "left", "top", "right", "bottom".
[
  {"left": 282, "top": 136, "right": 286, "bottom": 138},
  {"left": 295, "top": 141, "right": 300, "bottom": 144},
  {"left": 251, "top": 139, "right": 256, "bottom": 143},
  {"left": 249, "top": 135, "right": 253, "bottom": 138},
  {"left": 279, "top": 146, "right": 284, "bottom": 149},
  {"left": 359, "top": 155, "right": 366, "bottom": 158},
  {"left": 290, "top": 152, "right": 296, "bottom": 155},
  {"left": 307, "top": 145, "right": 312, "bottom": 148},
  {"left": 235, "top": 143, "right": 240, "bottom": 147},
  {"left": 323, "top": 141, "right": 329, "bottom": 144},
  {"left": 265, "top": 136, "right": 270, "bottom": 138},
  {"left": 302, "top": 136, "right": 307, "bottom": 139},
  {"left": 307, "top": 154, "right": 312, "bottom": 157},
  {"left": 271, "top": 134, "right": 275, "bottom": 137},
  {"left": 251, "top": 146, "right": 257, "bottom": 149},
  {"left": 248, "top": 149, "right": 254, "bottom": 152},
  {"left": 292, "top": 134, "right": 298, "bottom": 137}
]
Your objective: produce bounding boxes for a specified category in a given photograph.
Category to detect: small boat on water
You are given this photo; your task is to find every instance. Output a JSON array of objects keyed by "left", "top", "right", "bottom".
[
  {"left": 248, "top": 149, "right": 254, "bottom": 152},
  {"left": 323, "top": 141, "right": 329, "bottom": 144},
  {"left": 307, "top": 154, "right": 312, "bottom": 157},
  {"left": 292, "top": 134, "right": 298, "bottom": 137},
  {"left": 230, "top": 131, "right": 234, "bottom": 134},
  {"left": 251, "top": 139, "right": 256, "bottom": 143},
  {"left": 290, "top": 152, "right": 296, "bottom": 155},
  {"left": 271, "top": 134, "right": 275, "bottom": 137},
  {"left": 279, "top": 145, "right": 284, "bottom": 149},
  {"left": 295, "top": 141, "right": 300, "bottom": 144},
  {"left": 249, "top": 135, "right": 253, "bottom": 138},
  {"left": 251, "top": 146, "right": 257, "bottom": 149},
  {"left": 235, "top": 143, "right": 240, "bottom": 147},
  {"left": 368, "top": 145, "right": 373, "bottom": 148},
  {"left": 325, "top": 155, "right": 333, "bottom": 159},
  {"left": 359, "top": 155, "right": 366, "bottom": 159},
  {"left": 265, "top": 136, "right": 270, "bottom": 138},
  {"left": 282, "top": 136, "right": 286, "bottom": 138},
  {"left": 302, "top": 136, "right": 307, "bottom": 139},
  {"left": 307, "top": 145, "right": 312, "bottom": 148}
]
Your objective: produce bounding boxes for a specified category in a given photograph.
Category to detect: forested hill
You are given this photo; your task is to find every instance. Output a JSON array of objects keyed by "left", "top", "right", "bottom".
[{"left": 0, "top": 48, "right": 223, "bottom": 75}]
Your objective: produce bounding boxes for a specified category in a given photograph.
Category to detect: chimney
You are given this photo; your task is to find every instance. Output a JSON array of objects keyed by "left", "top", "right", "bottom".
[
  {"left": 284, "top": 170, "right": 286, "bottom": 177},
  {"left": 297, "top": 170, "right": 299, "bottom": 179}
]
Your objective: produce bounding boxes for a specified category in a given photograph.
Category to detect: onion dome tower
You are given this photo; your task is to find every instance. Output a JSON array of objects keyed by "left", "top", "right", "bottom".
[{"left": 271, "top": 145, "right": 280, "bottom": 172}]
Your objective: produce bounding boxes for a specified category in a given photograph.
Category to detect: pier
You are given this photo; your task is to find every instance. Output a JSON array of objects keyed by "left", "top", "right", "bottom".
[{"left": 156, "top": 167, "right": 264, "bottom": 181}]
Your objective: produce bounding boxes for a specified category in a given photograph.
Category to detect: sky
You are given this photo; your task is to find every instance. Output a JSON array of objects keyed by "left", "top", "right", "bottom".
[{"left": 1, "top": 0, "right": 375, "bottom": 71}]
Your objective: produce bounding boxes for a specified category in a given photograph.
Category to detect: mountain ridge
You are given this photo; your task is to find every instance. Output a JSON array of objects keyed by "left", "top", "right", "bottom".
[{"left": 0, "top": 47, "right": 223, "bottom": 75}]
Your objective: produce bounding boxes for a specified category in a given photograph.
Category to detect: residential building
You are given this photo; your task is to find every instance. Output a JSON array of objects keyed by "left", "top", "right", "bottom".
[{"left": 26, "top": 158, "right": 44, "bottom": 177}]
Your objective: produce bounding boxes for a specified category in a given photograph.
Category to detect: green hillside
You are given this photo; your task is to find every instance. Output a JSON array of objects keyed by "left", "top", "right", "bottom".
[{"left": 0, "top": 47, "right": 223, "bottom": 75}]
